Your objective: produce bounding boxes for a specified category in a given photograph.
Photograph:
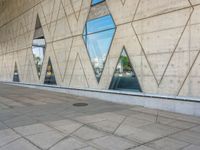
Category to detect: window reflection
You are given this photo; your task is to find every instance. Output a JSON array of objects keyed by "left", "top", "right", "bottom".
[
  {"left": 32, "top": 15, "right": 46, "bottom": 78},
  {"left": 32, "top": 38, "right": 45, "bottom": 78},
  {"left": 92, "top": 0, "right": 104, "bottom": 5},
  {"left": 83, "top": 15, "right": 116, "bottom": 82},
  {"left": 84, "top": 15, "right": 115, "bottom": 34},
  {"left": 109, "top": 49, "right": 142, "bottom": 92},
  {"left": 44, "top": 58, "right": 57, "bottom": 85},
  {"left": 13, "top": 62, "right": 20, "bottom": 82}
]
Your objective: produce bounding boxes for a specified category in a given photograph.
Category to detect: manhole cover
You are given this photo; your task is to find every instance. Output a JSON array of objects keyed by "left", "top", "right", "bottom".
[{"left": 73, "top": 103, "right": 88, "bottom": 107}]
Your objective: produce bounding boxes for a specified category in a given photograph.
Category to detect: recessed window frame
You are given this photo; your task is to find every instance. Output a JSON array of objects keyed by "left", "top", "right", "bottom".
[
  {"left": 13, "top": 62, "right": 20, "bottom": 82},
  {"left": 83, "top": 14, "right": 116, "bottom": 82},
  {"left": 44, "top": 57, "right": 57, "bottom": 85},
  {"left": 32, "top": 15, "right": 46, "bottom": 79},
  {"left": 109, "top": 47, "right": 142, "bottom": 92},
  {"left": 91, "top": 0, "right": 105, "bottom": 6}
]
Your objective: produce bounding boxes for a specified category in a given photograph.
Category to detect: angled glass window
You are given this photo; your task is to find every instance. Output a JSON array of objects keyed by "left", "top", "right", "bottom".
[
  {"left": 92, "top": 0, "right": 105, "bottom": 5},
  {"left": 32, "top": 15, "right": 46, "bottom": 78},
  {"left": 83, "top": 14, "right": 116, "bottom": 82},
  {"left": 109, "top": 49, "right": 142, "bottom": 92},
  {"left": 84, "top": 15, "right": 115, "bottom": 34},
  {"left": 13, "top": 62, "right": 20, "bottom": 82},
  {"left": 44, "top": 58, "right": 57, "bottom": 85}
]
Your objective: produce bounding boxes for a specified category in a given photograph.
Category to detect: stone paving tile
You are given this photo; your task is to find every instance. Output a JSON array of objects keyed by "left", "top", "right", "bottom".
[
  {"left": 123, "top": 116, "right": 152, "bottom": 128},
  {"left": 26, "top": 130, "right": 65, "bottom": 149},
  {"left": 0, "top": 110, "right": 20, "bottom": 122},
  {"left": 33, "top": 114, "right": 64, "bottom": 123},
  {"left": 94, "top": 112, "right": 125, "bottom": 123},
  {"left": 0, "top": 97, "right": 24, "bottom": 108},
  {"left": 130, "top": 145, "right": 156, "bottom": 150},
  {"left": 182, "top": 144, "right": 200, "bottom": 150},
  {"left": 46, "top": 119, "right": 83, "bottom": 135},
  {"left": 130, "top": 106, "right": 159, "bottom": 115},
  {"left": 46, "top": 119, "right": 80, "bottom": 127},
  {"left": 176, "top": 115, "right": 200, "bottom": 125},
  {"left": 158, "top": 111, "right": 200, "bottom": 124},
  {"left": 0, "top": 84, "right": 200, "bottom": 149},
  {"left": 156, "top": 116, "right": 176, "bottom": 124},
  {"left": 115, "top": 109, "right": 140, "bottom": 117},
  {"left": 146, "top": 137, "right": 190, "bottom": 150},
  {"left": 114, "top": 118, "right": 152, "bottom": 137},
  {"left": 50, "top": 137, "right": 87, "bottom": 150},
  {"left": 75, "top": 112, "right": 125, "bottom": 124},
  {"left": 73, "top": 126, "right": 107, "bottom": 141},
  {"left": 89, "top": 120, "right": 120, "bottom": 133},
  {"left": 139, "top": 123, "right": 181, "bottom": 137},
  {"left": 62, "top": 112, "right": 87, "bottom": 118},
  {"left": 14, "top": 97, "right": 47, "bottom": 106},
  {"left": 0, "top": 129, "right": 20, "bottom": 147},
  {"left": 3, "top": 115, "right": 38, "bottom": 128},
  {"left": 124, "top": 128, "right": 162, "bottom": 143},
  {"left": 75, "top": 114, "right": 107, "bottom": 124},
  {"left": 78, "top": 146, "right": 98, "bottom": 150},
  {"left": 14, "top": 123, "right": 53, "bottom": 136},
  {"left": 0, "top": 122, "right": 8, "bottom": 131},
  {"left": 189, "top": 125, "right": 200, "bottom": 133},
  {"left": 0, "top": 104, "right": 9, "bottom": 110},
  {"left": 158, "top": 110, "right": 186, "bottom": 120},
  {"left": 90, "top": 135, "right": 138, "bottom": 150},
  {"left": 0, "top": 138, "right": 40, "bottom": 150},
  {"left": 130, "top": 113, "right": 157, "bottom": 122},
  {"left": 166, "top": 120, "right": 197, "bottom": 129},
  {"left": 169, "top": 130, "right": 200, "bottom": 146}
]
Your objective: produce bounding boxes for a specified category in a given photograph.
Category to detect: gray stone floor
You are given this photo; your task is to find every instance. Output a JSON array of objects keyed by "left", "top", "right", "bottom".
[{"left": 0, "top": 83, "right": 200, "bottom": 150}]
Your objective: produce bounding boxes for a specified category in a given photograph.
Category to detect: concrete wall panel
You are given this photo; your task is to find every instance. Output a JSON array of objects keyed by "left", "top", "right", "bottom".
[{"left": 0, "top": 0, "right": 200, "bottom": 99}]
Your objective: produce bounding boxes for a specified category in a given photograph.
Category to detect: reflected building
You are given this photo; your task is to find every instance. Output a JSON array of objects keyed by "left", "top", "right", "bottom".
[
  {"left": 109, "top": 49, "right": 142, "bottom": 92},
  {"left": 44, "top": 58, "right": 57, "bottom": 85},
  {"left": 13, "top": 62, "right": 20, "bottom": 82},
  {"left": 32, "top": 15, "right": 46, "bottom": 79},
  {"left": 1, "top": 0, "right": 200, "bottom": 115},
  {"left": 83, "top": 1, "right": 116, "bottom": 82}
]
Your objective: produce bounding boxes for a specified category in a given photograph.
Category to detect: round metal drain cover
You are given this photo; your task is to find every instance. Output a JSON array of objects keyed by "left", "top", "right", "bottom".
[{"left": 73, "top": 103, "right": 88, "bottom": 107}]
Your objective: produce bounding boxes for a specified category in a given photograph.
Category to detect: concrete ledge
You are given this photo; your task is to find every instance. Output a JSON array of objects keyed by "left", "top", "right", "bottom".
[{"left": 3, "top": 81, "right": 200, "bottom": 117}]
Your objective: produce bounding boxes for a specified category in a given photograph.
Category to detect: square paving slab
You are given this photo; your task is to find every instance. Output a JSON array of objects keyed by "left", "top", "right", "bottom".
[{"left": 0, "top": 83, "right": 200, "bottom": 150}]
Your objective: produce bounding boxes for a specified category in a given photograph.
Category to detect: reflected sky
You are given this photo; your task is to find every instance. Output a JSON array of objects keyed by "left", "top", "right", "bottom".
[
  {"left": 86, "top": 29, "right": 115, "bottom": 64},
  {"left": 32, "top": 46, "right": 45, "bottom": 65},
  {"left": 83, "top": 14, "right": 116, "bottom": 81},
  {"left": 92, "top": 0, "right": 104, "bottom": 5},
  {"left": 32, "top": 39, "right": 45, "bottom": 47},
  {"left": 84, "top": 15, "right": 115, "bottom": 34}
]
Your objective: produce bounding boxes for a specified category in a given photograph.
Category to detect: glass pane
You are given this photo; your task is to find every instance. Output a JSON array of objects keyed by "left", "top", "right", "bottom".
[
  {"left": 32, "top": 45, "right": 45, "bottom": 77},
  {"left": 86, "top": 15, "right": 115, "bottom": 34},
  {"left": 44, "top": 58, "right": 57, "bottom": 85},
  {"left": 83, "top": 14, "right": 116, "bottom": 82},
  {"left": 13, "top": 63, "right": 20, "bottom": 82},
  {"left": 86, "top": 29, "right": 115, "bottom": 81},
  {"left": 32, "top": 15, "right": 46, "bottom": 78},
  {"left": 32, "top": 38, "right": 45, "bottom": 47},
  {"left": 109, "top": 49, "right": 142, "bottom": 92},
  {"left": 92, "top": 0, "right": 104, "bottom": 5}
]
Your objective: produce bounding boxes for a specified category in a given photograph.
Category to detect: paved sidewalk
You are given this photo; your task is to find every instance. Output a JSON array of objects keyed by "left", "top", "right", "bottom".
[{"left": 0, "top": 83, "right": 200, "bottom": 150}]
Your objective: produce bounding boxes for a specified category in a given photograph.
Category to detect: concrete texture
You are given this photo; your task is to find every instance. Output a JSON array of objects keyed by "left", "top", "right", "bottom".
[
  {"left": 0, "top": 0, "right": 200, "bottom": 99},
  {"left": 0, "top": 83, "right": 200, "bottom": 149}
]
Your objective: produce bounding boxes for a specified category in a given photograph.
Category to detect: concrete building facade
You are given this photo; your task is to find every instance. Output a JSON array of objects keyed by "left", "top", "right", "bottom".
[{"left": 0, "top": 0, "right": 200, "bottom": 100}]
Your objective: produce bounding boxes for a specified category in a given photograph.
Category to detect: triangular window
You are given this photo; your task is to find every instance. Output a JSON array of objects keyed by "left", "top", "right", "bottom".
[
  {"left": 44, "top": 58, "right": 57, "bottom": 85},
  {"left": 13, "top": 62, "right": 20, "bottom": 82},
  {"left": 32, "top": 15, "right": 46, "bottom": 78},
  {"left": 92, "top": 0, "right": 105, "bottom": 5},
  {"left": 109, "top": 49, "right": 142, "bottom": 92}
]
